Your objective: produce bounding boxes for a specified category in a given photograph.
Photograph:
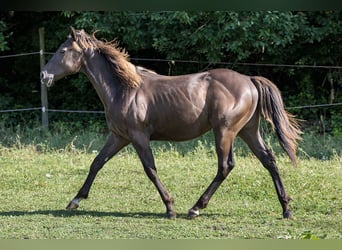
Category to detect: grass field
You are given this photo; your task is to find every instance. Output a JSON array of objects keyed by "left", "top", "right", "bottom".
[{"left": 0, "top": 129, "right": 341, "bottom": 239}]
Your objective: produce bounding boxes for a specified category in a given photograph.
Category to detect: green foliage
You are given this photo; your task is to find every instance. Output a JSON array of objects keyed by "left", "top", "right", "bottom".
[
  {"left": 0, "top": 11, "right": 341, "bottom": 134},
  {"left": 70, "top": 11, "right": 341, "bottom": 65},
  {"left": 0, "top": 19, "right": 11, "bottom": 51}
]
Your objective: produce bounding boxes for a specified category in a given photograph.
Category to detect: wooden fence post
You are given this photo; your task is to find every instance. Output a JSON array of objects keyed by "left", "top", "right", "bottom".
[{"left": 39, "top": 27, "right": 49, "bottom": 130}]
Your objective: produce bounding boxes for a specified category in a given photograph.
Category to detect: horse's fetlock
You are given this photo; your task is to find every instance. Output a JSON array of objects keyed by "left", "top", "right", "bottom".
[{"left": 187, "top": 208, "right": 200, "bottom": 219}]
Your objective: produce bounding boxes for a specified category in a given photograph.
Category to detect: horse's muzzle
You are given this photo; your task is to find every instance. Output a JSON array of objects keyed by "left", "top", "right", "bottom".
[{"left": 40, "top": 71, "right": 55, "bottom": 87}]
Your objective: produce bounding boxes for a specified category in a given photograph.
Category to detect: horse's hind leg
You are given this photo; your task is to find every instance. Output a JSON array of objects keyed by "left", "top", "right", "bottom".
[
  {"left": 188, "top": 129, "right": 235, "bottom": 219},
  {"left": 66, "top": 134, "right": 129, "bottom": 210},
  {"left": 239, "top": 124, "right": 292, "bottom": 218}
]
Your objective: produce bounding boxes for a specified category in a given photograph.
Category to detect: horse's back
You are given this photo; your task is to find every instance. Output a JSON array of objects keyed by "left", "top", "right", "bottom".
[{"left": 208, "top": 68, "right": 255, "bottom": 93}]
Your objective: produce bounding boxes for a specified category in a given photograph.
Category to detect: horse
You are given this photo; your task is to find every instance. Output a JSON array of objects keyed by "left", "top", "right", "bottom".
[{"left": 41, "top": 27, "right": 301, "bottom": 219}]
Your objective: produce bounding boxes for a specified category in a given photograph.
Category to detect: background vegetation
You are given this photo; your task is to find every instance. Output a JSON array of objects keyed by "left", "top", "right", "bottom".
[{"left": 0, "top": 11, "right": 341, "bottom": 137}]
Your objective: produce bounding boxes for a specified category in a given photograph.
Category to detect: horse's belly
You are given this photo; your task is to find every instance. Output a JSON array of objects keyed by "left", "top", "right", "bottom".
[{"left": 150, "top": 115, "right": 211, "bottom": 141}]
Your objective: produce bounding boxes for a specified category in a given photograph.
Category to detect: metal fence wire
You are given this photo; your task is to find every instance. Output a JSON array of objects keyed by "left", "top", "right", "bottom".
[{"left": 0, "top": 50, "right": 341, "bottom": 126}]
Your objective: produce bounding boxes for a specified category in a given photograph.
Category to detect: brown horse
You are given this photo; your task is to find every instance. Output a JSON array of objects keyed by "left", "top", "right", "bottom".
[{"left": 41, "top": 27, "right": 301, "bottom": 219}]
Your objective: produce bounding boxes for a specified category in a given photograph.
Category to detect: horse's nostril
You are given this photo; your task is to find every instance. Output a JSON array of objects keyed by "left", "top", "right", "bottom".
[
  {"left": 41, "top": 71, "right": 50, "bottom": 80},
  {"left": 40, "top": 71, "right": 55, "bottom": 86}
]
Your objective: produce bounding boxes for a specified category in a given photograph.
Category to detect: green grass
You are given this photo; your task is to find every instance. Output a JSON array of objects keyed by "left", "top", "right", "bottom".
[{"left": 0, "top": 131, "right": 341, "bottom": 239}]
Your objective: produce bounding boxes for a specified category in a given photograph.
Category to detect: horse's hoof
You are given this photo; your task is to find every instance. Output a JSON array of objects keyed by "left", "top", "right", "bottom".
[
  {"left": 167, "top": 211, "right": 176, "bottom": 219},
  {"left": 66, "top": 200, "right": 79, "bottom": 210},
  {"left": 283, "top": 210, "right": 292, "bottom": 219},
  {"left": 187, "top": 209, "right": 199, "bottom": 219}
]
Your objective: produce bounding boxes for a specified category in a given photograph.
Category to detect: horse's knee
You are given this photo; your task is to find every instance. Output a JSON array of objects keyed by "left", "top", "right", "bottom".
[
  {"left": 219, "top": 165, "right": 232, "bottom": 179},
  {"left": 228, "top": 156, "right": 235, "bottom": 169}
]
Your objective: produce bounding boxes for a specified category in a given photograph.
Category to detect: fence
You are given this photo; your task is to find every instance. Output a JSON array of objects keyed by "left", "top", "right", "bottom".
[{"left": 0, "top": 28, "right": 341, "bottom": 130}]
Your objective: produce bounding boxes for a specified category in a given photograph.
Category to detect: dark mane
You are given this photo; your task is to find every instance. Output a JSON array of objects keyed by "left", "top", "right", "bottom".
[{"left": 72, "top": 29, "right": 141, "bottom": 88}]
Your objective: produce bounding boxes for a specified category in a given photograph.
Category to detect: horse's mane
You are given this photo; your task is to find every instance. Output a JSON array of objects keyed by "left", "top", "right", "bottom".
[{"left": 72, "top": 28, "right": 141, "bottom": 88}]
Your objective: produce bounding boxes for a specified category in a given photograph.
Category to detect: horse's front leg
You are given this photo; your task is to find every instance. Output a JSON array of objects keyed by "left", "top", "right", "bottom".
[
  {"left": 66, "top": 133, "right": 129, "bottom": 210},
  {"left": 130, "top": 132, "right": 175, "bottom": 219}
]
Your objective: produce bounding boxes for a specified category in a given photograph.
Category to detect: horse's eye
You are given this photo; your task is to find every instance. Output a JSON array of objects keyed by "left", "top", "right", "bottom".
[{"left": 60, "top": 48, "right": 68, "bottom": 54}]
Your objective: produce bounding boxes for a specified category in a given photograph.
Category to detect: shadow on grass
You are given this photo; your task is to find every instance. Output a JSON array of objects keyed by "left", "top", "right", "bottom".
[
  {"left": 0, "top": 210, "right": 164, "bottom": 218},
  {"left": 0, "top": 209, "right": 222, "bottom": 220}
]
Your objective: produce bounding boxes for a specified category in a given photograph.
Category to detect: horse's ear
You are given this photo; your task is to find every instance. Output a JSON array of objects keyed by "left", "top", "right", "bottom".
[{"left": 70, "top": 26, "right": 77, "bottom": 39}]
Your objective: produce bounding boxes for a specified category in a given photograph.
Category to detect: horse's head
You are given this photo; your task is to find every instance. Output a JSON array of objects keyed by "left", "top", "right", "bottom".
[{"left": 40, "top": 27, "right": 84, "bottom": 87}]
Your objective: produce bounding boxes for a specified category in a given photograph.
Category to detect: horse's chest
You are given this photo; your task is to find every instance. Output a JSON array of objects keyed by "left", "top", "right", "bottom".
[{"left": 105, "top": 111, "right": 129, "bottom": 139}]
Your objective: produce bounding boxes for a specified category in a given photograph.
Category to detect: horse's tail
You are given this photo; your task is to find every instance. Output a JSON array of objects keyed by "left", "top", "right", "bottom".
[{"left": 250, "top": 76, "right": 302, "bottom": 166}]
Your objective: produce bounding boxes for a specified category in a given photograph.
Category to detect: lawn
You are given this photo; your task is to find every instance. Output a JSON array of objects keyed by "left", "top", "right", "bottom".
[{"left": 0, "top": 135, "right": 341, "bottom": 239}]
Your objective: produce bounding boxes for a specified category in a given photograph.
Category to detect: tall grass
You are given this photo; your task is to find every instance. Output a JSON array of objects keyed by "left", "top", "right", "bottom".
[{"left": 1, "top": 121, "right": 341, "bottom": 160}]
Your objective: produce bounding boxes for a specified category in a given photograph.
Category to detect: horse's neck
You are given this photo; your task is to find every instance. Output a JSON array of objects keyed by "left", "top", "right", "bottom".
[{"left": 81, "top": 52, "right": 122, "bottom": 110}]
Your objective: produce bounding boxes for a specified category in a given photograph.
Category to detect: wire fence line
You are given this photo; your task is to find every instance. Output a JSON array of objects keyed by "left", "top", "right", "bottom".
[
  {"left": 1, "top": 103, "right": 342, "bottom": 115},
  {"left": 0, "top": 50, "right": 341, "bottom": 119},
  {"left": 286, "top": 103, "right": 342, "bottom": 110},
  {"left": 0, "top": 51, "right": 53, "bottom": 58},
  {"left": 0, "top": 107, "right": 104, "bottom": 114},
  {"left": 130, "top": 58, "right": 342, "bottom": 70},
  {"left": 0, "top": 51, "right": 41, "bottom": 58},
  {"left": 0, "top": 107, "right": 42, "bottom": 113},
  {"left": 47, "top": 109, "right": 105, "bottom": 114},
  {"left": 1, "top": 51, "right": 342, "bottom": 70}
]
